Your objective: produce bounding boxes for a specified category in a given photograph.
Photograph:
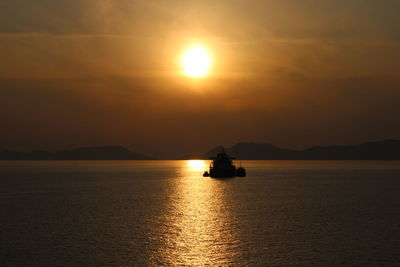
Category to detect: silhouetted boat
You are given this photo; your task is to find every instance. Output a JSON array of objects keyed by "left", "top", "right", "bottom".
[{"left": 203, "top": 152, "right": 246, "bottom": 178}]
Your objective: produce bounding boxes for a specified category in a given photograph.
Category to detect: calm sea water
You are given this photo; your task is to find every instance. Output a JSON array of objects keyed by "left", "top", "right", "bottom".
[{"left": 1, "top": 160, "right": 399, "bottom": 266}]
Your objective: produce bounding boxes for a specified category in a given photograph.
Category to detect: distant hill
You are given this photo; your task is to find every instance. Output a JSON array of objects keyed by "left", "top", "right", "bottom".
[
  {"left": 2, "top": 140, "right": 400, "bottom": 160},
  {"left": 0, "top": 146, "right": 153, "bottom": 160},
  {"left": 200, "top": 140, "right": 400, "bottom": 160}
]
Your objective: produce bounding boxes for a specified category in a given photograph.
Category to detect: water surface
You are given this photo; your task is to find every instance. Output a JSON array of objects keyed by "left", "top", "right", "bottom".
[{"left": 1, "top": 160, "right": 399, "bottom": 266}]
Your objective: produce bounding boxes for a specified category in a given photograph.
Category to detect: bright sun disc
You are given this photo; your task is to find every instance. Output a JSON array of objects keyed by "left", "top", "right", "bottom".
[{"left": 182, "top": 46, "right": 212, "bottom": 78}]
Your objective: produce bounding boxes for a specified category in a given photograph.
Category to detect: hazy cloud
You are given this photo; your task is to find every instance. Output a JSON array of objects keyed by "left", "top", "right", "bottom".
[{"left": 1, "top": 0, "right": 400, "bottom": 157}]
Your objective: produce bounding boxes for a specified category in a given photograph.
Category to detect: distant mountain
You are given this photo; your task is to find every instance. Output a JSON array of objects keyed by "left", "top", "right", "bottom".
[
  {"left": 2, "top": 140, "right": 400, "bottom": 160},
  {"left": 201, "top": 140, "right": 400, "bottom": 160},
  {"left": 0, "top": 146, "right": 153, "bottom": 160}
]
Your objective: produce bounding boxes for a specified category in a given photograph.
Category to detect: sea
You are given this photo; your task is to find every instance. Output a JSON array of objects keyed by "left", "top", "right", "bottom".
[{"left": 1, "top": 160, "right": 399, "bottom": 266}]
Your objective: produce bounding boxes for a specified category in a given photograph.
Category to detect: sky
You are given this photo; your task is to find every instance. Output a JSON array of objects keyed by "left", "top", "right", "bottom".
[{"left": 1, "top": 0, "right": 400, "bottom": 158}]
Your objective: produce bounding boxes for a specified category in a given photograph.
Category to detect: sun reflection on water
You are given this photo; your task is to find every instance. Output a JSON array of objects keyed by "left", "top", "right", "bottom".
[
  {"left": 186, "top": 160, "right": 207, "bottom": 172},
  {"left": 152, "top": 161, "right": 240, "bottom": 265}
]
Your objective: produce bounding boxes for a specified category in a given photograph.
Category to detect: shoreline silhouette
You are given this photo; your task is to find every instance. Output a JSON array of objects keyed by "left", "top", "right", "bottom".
[{"left": 1, "top": 140, "right": 399, "bottom": 160}]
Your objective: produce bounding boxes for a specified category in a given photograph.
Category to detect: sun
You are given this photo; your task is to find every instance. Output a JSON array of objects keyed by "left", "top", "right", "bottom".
[{"left": 182, "top": 45, "right": 212, "bottom": 78}]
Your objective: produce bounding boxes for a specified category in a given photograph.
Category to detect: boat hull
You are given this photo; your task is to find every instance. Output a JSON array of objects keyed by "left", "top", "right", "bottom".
[
  {"left": 209, "top": 167, "right": 246, "bottom": 178},
  {"left": 205, "top": 152, "right": 247, "bottom": 178},
  {"left": 209, "top": 169, "right": 236, "bottom": 178}
]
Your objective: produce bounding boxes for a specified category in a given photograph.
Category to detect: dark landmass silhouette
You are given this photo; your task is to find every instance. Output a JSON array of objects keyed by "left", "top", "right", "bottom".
[
  {"left": 196, "top": 140, "right": 400, "bottom": 160},
  {"left": 1, "top": 140, "right": 400, "bottom": 160},
  {"left": 0, "top": 146, "right": 153, "bottom": 160}
]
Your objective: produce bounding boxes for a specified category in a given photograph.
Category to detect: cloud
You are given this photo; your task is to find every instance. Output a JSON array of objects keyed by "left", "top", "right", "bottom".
[{"left": 1, "top": 0, "right": 400, "bottom": 156}]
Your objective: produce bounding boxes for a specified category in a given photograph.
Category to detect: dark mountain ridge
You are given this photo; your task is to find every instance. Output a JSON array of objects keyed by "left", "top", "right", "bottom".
[
  {"left": 1, "top": 140, "right": 399, "bottom": 160},
  {"left": 202, "top": 140, "right": 400, "bottom": 160}
]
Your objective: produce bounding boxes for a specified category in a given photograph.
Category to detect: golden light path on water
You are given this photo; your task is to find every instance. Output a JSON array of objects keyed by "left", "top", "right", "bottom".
[
  {"left": 186, "top": 160, "right": 207, "bottom": 171},
  {"left": 153, "top": 160, "right": 241, "bottom": 265}
]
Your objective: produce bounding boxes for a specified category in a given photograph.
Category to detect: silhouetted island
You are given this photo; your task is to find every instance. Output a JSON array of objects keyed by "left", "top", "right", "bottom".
[
  {"left": 0, "top": 146, "right": 152, "bottom": 160},
  {"left": 1, "top": 140, "right": 400, "bottom": 160},
  {"left": 201, "top": 140, "right": 400, "bottom": 160},
  {"left": 198, "top": 140, "right": 400, "bottom": 160}
]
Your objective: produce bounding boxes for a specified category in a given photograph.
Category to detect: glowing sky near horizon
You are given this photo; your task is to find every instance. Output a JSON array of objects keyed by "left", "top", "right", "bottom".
[{"left": 0, "top": 0, "right": 400, "bottom": 158}]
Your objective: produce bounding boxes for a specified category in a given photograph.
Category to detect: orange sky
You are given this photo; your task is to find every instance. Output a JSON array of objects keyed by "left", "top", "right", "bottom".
[{"left": 1, "top": 0, "right": 400, "bottom": 158}]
